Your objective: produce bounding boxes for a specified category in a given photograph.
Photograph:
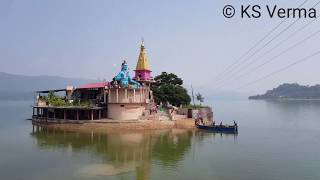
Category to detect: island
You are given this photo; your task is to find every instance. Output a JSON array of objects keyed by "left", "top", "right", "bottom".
[
  {"left": 31, "top": 41, "right": 213, "bottom": 132},
  {"left": 249, "top": 83, "right": 320, "bottom": 100}
]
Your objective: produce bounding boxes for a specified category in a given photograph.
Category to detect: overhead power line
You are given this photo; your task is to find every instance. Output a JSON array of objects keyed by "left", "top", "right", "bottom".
[
  {"left": 212, "top": 0, "right": 310, "bottom": 82},
  {"left": 213, "top": 0, "right": 320, "bottom": 88},
  {"left": 211, "top": 24, "right": 320, "bottom": 90},
  {"left": 235, "top": 50, "right": 320, "bottom": 90},
  {"left": 233, "top": 27, "right": 320, "bottom": 81},
  {"left": 214, "top": 26, "right": 320, "bottom": 90},
  {"left": 214, "top": 18, "right": 301, "bottom": 84},
  {"left": 248, "top": 18, "right": 318, "bottom": 68}
]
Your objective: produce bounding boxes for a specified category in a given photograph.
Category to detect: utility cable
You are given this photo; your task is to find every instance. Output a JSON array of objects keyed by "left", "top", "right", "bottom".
[
  {"left": 212, "top": 0, "right": 314, "bottom": 86},
  {"left": 213, "top": 0, "right": 320, "bottom": 88},
  {"left": 235, "top": 50, "right": 320, "bottom": 90}
]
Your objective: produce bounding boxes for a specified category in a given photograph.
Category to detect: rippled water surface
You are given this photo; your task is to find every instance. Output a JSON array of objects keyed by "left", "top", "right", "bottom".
[{"left": 0, "top": 100, "right": 320, "bottom": 180}]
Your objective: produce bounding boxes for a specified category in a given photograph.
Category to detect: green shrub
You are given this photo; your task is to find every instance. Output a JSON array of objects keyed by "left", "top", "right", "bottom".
[{"left": 47, "top": 91, "right": 66, "bottom": 107}]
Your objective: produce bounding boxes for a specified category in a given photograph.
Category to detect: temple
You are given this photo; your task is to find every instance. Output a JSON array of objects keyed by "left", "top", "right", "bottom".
[
  {"left": 134, "top": 41, "right": 152, "bottom": 82},
  {"left": 32, "top": 41, "right": 156, "bottom": 122}
]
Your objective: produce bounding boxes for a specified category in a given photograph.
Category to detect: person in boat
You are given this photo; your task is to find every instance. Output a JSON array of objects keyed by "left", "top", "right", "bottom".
[
  {"left": 194, "top": 111, "right": 203, "bottom": 125},
  {"left": 220, "top": 121, "right": 223, "bottom": 127},
  {"left": 195, "top": 118, "right": 199, "bottom": 126},
  {"left": 233, "top": 120, "right": 238, "bottom": 127},
  {"left": 197, "top": 111, "right": 204, "bottom": 125}
]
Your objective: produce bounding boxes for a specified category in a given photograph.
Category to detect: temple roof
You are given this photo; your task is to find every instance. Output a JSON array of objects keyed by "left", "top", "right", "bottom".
[
  {"left": 136, "top": 42, "right": 151, "bottom": 71},
  {"left": 78, "top": 81, "right": 109, "bottom": 89}
]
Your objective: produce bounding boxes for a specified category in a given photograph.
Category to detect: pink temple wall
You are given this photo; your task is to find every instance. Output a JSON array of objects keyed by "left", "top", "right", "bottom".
[{"left": 135, "top": 70, "right": 151, "bottom": 80}]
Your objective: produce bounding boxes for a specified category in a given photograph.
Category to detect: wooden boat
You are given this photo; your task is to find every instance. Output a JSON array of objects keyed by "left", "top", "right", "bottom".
[{"left": 196, "top": 123, "right": 238, "bottom": 133}]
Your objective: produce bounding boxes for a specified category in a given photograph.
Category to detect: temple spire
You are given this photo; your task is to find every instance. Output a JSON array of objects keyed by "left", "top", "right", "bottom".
[
  {"left": 134, "top": 40, "right": 152, "bottom": 81},
  {"left": 136, "top": 40, "right": 150, "bottom": 71}
]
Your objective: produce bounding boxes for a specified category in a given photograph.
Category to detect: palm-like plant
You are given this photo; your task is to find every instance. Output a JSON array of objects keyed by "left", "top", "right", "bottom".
[{"left": 196, "top": 93, "right": 204, "bottom": 106}]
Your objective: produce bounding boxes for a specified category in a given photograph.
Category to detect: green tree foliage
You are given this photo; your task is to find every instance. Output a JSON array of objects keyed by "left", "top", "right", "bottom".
[
  {"left": 47, "top": 91, "right": 66, "bottom": 106},
  {"left": 151, "top": 72, "right": 191, "bottom": 106},
  {"left": 196, "top": 93, "right": 204, "bottom": 105}
]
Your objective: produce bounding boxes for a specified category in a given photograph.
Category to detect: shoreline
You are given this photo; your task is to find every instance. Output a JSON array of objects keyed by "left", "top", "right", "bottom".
[
  {"left": 249, "top": 98, "right": 320, "bottom": 101},
  {"left": 32, "top": 118, "right": 197, "bottom": 134}
]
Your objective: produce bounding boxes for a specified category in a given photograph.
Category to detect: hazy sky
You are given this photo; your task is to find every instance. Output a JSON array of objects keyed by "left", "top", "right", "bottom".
[{"left": 1, "top": 0, "right": 319, "bottom": 94}]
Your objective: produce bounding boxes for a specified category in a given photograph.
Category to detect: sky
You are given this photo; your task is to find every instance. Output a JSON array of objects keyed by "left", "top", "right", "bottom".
[{"left": 1, "top": 0, "right": 319, "bottom": 96}]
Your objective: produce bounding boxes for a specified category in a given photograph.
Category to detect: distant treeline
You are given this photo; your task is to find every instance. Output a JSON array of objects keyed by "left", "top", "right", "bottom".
[{"left": 249, "top": 83, "right": 320, "bottom": 100}]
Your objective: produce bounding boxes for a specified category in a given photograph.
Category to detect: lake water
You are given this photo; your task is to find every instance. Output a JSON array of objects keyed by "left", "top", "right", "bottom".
[{"left": 0, "top": 100, "right": 320, "bottom": 180}]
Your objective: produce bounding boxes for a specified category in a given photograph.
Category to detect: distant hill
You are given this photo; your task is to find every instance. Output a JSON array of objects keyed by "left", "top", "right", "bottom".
[
  {"left": 0, "top": 72, "right": 93, "bottom": 100},
  {"left": 249, "top": 83, "right": 320, "bottom": 100}
]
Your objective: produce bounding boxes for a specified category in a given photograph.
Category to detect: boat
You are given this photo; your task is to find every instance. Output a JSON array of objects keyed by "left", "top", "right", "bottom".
[{"left": 196, "top": 123, "right": 238, "bottom": 133}]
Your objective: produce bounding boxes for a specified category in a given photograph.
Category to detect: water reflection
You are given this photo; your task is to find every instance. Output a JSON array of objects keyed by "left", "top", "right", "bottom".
[
  {"left": 195, "top": 130, "right": 238, "bottom": 145},
  {"left": 30, "top": 128, "right": 237, "bottom": 179},
  {"left": 264, "top": 99, "right": 320, "bottom": 111},
  {"left": 262, "top": 100, "right": 320, "bottom": 127}
]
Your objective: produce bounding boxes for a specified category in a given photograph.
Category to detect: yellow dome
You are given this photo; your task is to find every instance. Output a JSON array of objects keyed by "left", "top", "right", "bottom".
[{"left": 136, "top": 42, "right": 151, "bottom": 71}]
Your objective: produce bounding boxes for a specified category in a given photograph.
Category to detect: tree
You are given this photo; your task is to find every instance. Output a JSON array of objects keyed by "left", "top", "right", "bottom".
[
  {"left": 151, "top": 72, "right": 191, "bottom": 106},
  {"left": 47, "top": 91, "right": 66, "bottom": 106},
  {"left": 196, "top": 93, "right": 204, "bottom": 105}
]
